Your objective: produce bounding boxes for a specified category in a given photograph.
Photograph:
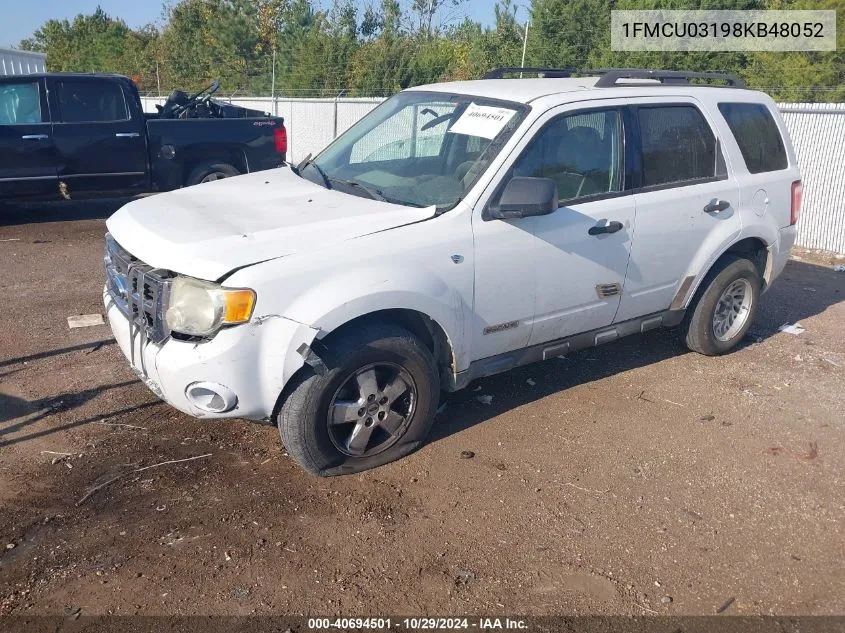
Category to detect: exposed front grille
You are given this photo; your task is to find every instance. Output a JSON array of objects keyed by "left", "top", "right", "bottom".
[{"left": 104, "top": 233, "right": 172, "bottom": 344}]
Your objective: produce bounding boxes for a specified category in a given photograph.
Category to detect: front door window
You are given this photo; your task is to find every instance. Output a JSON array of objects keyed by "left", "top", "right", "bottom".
[
  {"left": 508, "top": 108, "right": 623, "bottom": 203},
  {"left": 0, "top": 82, "right": 43, "bottom": 125}
]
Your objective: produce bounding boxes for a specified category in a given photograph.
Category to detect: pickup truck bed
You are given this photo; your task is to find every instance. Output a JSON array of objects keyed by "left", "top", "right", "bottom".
[{"left": 0, "top": 73, "right": 286, "bottom": 200}]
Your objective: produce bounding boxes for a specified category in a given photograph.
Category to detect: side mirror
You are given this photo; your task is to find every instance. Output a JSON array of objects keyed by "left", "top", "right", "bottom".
[{"left": 488, "top": 177, "right": 558, "bottom": 220}]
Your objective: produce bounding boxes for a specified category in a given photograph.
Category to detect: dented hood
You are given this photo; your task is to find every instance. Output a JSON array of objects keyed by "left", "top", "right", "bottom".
[{"left": 106, "top": 167, "right": 436, "bottom": 280}]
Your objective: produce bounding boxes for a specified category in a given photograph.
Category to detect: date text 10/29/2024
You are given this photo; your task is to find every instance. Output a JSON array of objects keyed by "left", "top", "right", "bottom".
[{"left": 307, "top": 618, "right": 529, "bottom": 630}]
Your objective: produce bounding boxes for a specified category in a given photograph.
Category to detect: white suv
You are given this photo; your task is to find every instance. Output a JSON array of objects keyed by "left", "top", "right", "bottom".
[{"left": 104, "top": 68, "right": 801, "bottom": 475}]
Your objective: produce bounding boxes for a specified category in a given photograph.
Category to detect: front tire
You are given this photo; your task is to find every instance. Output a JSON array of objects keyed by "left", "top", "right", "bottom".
[
  {"left": 277, "top": 323, "right": 440, "bottom": 476},
  {"left": 681, "top": 255, "right": 761, "bottom": 356}
]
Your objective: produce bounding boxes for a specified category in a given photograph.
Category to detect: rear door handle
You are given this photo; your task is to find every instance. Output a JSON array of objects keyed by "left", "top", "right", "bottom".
[
  {"left": 704, "top": 199, "right": 731, "bottom": 213},
  {"left": 21, "top": 134, "right": 49, "bottom": 140},
  {"left": 588, "top": 220, "right": 624, "bottom": 236},
  {"left": 115, "top": 132, "right": 140, "bottom": 138}
]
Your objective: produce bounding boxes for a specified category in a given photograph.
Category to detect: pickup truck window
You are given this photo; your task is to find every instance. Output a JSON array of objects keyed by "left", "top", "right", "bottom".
[
  {"left": 58, "top": 79, "right": 128, "bottom": 123},
  {"left": 311, "top": 91, "right": 528, "bottom": 210},
  {"left": 0, "top": 81, "right": 42, "bottom": 125},
  {"left": 509, "top": 108, "right": 623, "bottom": 203}
]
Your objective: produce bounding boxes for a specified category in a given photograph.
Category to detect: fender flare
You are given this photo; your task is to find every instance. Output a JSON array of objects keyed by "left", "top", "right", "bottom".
[
  {"left": 282, "top": 268, "right": 470, "bottom": 374},
  {"left": 675, "top": 229, "right": 776, "bottom": 310}
]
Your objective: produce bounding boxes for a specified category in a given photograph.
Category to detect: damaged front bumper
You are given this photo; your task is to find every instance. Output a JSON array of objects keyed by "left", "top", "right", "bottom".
[{"left": 104, "top": 288, "right": 319, "bottom": 421}]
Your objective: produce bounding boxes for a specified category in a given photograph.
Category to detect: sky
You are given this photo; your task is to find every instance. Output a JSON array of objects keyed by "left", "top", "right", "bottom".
[{"left": 1, "top": 0, "right": 518, "bottom": 48}]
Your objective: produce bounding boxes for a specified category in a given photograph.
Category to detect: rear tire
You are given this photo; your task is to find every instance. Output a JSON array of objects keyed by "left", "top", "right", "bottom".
[
  {"left": 277, "top": 323, "right": 440, "bottom": 476},
  {"left": 681, "top": 255, "right": 761, "bottom": 356},
  {"left": 185, "top": 161, "right": 240, "bottom": 186}
]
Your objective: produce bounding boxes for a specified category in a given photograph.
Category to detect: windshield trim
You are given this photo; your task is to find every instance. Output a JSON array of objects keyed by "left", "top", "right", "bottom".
[{"left": 306, "top": 90, "right": 531, "bottom": 212}]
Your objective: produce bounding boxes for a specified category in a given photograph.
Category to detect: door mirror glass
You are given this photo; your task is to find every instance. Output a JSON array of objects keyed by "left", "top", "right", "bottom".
[{"left": 489, "top": 177, "right": 558, "bottom": 220}]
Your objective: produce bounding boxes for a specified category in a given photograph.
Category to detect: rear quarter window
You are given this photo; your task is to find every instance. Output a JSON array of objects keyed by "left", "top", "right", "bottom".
[{"left": 718, "top": 102, "right": 788, "bottom": 174}]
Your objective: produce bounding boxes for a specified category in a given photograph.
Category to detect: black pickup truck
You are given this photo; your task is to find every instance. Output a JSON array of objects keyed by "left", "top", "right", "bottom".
[{"left": 0, "top": 73, "right": 286, "bottom": 200}]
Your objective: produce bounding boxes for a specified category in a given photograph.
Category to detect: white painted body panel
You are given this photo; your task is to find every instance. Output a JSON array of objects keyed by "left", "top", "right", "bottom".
[
  {"left": 105, "top": 78, "right": 800, "bottom": 420},
  {"left": 105, "top": 289, "right": 319, "bottom": 420},
  {"left": 227, "top": 204, "right": 476, "bottom": 373},
  {"left": 530, "top": 195, "right": 635, "bottom": 342},
  {"left": 468, "top": 213, "right": 537, "bottom": 359},
  {"left": 468, "top": 97, "right": 638, "bottom": 355},
  {"left": 106, "top": 167, "right": 436, "bottom": 281},
  {"left": 651, "top": 91, "right": 800, "bottom": 310}
]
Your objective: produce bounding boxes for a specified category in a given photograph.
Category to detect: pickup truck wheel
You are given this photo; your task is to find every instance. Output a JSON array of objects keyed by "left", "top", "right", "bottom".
[
  {"left": 681, "top": 255, "right": 761, "bottom": 356},
  {"left": 185, "top": 161, "right": 240, "bottom": 186},
  {"left": 277, "top": 323, "right": 440, "bottom": 476}
]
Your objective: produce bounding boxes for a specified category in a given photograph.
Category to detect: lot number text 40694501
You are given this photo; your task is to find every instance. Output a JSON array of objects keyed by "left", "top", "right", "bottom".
[{"left": 307, "top": 617, "right": 529, "bottom": 630}]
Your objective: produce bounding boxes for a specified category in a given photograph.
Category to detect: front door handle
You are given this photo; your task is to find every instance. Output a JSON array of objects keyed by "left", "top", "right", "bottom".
[
  {"left": 21, "top": 134, "right": 49, "bottom": 140},
  {"left": 115, "top": 132, "right": 140, "bottom": 138},
  {"left": 588, "top": 220, "right": 624, "bottom": 236},
  {"left": 704, "top": 199, "right": 731, "bottom": 213}
]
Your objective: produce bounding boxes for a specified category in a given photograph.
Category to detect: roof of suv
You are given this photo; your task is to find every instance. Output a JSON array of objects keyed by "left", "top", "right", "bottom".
[
  {"left": 410, "top": 69, "right": 755, "bottom": 105},
  {"left": 411, "top": 77, "right": 602, "bottom": 104}
]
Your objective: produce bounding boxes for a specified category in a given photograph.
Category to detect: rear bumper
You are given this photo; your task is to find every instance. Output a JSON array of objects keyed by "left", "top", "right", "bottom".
[
  {"left": 770, "top": 225, "right": 797, "bottom": 285},
  {"left": 104, "top": 288, "right": 318, "bottom": 420}
]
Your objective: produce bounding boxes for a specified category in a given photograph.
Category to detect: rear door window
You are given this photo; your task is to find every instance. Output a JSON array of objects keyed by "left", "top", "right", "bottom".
[
  {"left": 58, "top": 79, "right": 128, "bottom": 123},
  {"left": 0, "top": 81, "right": 43, "bottom": 125},
  {"left": 637, "top": 105, "right": 724, "bottom": 188},
  {"left": 718, "top": 102, "right": 788, "bottom": 173}
]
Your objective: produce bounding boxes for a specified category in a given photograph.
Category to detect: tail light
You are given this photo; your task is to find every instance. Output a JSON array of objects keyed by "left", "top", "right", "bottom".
[
  {"left": 274, "top": 126, "right": 287, "bottom": 155},
  {"left": 790, "top": 180, "right": 803, "bottom": 226}
]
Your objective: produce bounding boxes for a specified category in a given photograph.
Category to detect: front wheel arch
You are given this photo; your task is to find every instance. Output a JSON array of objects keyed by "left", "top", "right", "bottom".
[
  {"left": 320, "top": 309, "right": 456, "bottom": 381},
  {"left": 272, "top": 309, "right": 455, "bottom": 426},
  {"left": 275, "top": 321, "right": 440, "bottom": 475}
]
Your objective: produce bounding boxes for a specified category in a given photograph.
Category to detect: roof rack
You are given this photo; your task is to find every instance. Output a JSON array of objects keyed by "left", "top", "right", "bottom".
[
  {"left": 482, "top": 67, "right": 582, "bottom": 79},
  {"left": 482, "top": 67, "right": 746, "bottom": 88},
  {"left": 594, "top": 68, "right": 745, "bottom": 88}
]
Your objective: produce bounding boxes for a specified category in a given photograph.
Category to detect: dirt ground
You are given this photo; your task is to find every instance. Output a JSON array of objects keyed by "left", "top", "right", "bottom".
[{"left": 1, "top": 199, "right": 844, "bottom": 619}]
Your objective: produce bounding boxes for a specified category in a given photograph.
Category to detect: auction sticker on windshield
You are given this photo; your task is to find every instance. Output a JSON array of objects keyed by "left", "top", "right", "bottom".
[{"left": 449, "top": 103, "right": 516, "bottom": 139}]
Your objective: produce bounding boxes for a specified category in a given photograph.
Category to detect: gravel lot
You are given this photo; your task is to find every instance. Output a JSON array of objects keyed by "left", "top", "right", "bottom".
[{"left": 1, "top": 198, "right": 844, "bottom": 618}]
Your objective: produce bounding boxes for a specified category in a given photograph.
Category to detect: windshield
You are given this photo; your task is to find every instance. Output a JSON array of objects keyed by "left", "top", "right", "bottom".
[{"left": 300, "top": 91, "right": 528, "bottom": 210}]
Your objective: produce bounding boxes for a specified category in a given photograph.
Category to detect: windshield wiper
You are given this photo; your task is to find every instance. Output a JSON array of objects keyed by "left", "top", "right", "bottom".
[
  {"left": 294, "top": 163, "right": 422, "bottom": 208},
  {"left": 329, "top": 179, "right": 426, "bottom": 208},
  {"left": 291, "top": 153, "right": 330, "bottom": 189},
  {"left": 329, "top": 178, "right": 389, "bottom": 202}
]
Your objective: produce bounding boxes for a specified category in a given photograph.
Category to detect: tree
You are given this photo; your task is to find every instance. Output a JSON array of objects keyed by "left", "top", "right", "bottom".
[
  {"left": 449, "top": 0, "right": 524, "bottom": 79},
  {"left": 745, "top": 0, "right": 845, "bottom": 102},
  {"left": 527, "top": 0, "right": 610, "bottom": 69},
  {"left": 16, "top": 0, "right": 845, "bottom": 101},
  {"left": 409, "top": 0, "right": 468, "bottom": 37},
  {"left": 21, "top": 7, "right": 147, "bottom": 75}
]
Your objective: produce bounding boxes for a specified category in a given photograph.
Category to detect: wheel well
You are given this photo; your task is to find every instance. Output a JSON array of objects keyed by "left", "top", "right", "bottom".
[
  {"left": 321, "top": 309, "right": 455, "bottom": 375},
  {"left": 182, "top": 150, "right": 247, "bottom": 183},
  {"left": 723, "top": 237, "right": 769, "bottom": 286},
  {"left": 271, "top": 309, "right": 455, "bottom": 426}
]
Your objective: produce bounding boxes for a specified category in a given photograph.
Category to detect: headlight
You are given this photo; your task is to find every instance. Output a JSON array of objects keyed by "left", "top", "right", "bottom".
[{"left": 165, "top": 276, "right": 256, "bottom": 337}]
